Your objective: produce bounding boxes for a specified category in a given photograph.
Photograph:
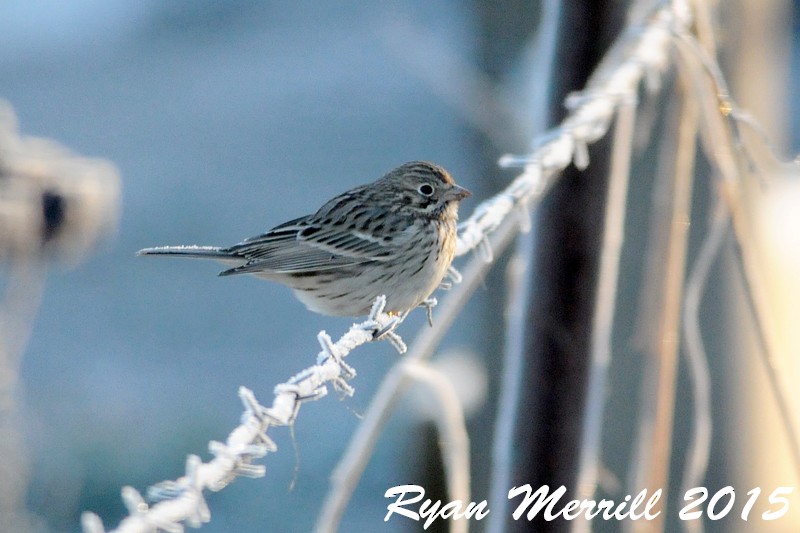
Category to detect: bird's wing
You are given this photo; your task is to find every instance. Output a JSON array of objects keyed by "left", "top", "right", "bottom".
[
  {"left": 227, "top": 216, "right": 308, "bottom": 258},
  {"left": 221, "top": 216, "right": 410, "bottom": 276}
]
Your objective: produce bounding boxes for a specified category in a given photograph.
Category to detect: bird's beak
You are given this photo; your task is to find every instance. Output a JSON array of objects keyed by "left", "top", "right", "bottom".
[{"left": 446, "top": 184, "right": 471, "bottom": 202}]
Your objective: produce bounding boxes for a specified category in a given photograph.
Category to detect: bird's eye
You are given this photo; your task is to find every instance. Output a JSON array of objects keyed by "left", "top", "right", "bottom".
[{"left": 417, "top": 184, "right": 435, "bottom": 197}]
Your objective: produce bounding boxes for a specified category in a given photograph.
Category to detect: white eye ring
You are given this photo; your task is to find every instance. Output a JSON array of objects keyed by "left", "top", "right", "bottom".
[{"left": 418, "top": 183, "right": 434, "bottom": 196}]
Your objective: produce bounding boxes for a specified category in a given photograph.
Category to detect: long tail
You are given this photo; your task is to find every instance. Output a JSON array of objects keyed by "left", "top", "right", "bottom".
[{"left": 137, "top": 245, "right": 235, "bottom": 260}]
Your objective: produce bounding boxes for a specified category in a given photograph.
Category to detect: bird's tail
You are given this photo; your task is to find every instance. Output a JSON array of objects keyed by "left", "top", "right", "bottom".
[{"left": 137, "top": 245, "right": 234, "bottom": 260}]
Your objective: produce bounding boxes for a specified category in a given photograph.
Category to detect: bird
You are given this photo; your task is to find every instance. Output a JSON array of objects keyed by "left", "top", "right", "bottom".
[{"left": 137, "top": 161, "right": 471, "bottom": 317}]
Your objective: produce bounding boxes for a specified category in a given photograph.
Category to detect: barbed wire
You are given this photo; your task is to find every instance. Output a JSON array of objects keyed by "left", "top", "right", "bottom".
[
  {"left": 313, "top": 0, "right": 799, "bottom": 530},
  {"left": 81, "top": 296, "right": 406, "bottom": 533},
  {"left": 83, "top": 0, "right": 799, "bottom": 531},
  {"left": 320, "top": 3, "right": 701, "bottom": 530},
  {"left": 81, "top": 2, "right": 696, "bottom": 532}
]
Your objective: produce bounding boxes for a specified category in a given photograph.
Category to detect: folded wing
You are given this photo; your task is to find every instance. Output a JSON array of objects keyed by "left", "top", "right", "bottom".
[{"left": 220, "top": 215, "right": 408, "bottom": 276}]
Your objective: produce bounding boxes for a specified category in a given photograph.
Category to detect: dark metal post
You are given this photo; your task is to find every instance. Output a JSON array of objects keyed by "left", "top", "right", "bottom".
[{"left": 505, "top": 2, "right": 627, "bottom": 531}]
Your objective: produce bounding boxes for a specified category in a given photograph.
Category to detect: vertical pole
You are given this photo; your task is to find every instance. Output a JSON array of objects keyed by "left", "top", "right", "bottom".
[{"left": 504, "top": 2, "right": 627, "bottom": 532}]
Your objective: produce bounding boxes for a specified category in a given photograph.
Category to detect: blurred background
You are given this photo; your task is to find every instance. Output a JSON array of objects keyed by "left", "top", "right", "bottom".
[{"left": 0, "top": 1, "right": 798, "bottom": 532}]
